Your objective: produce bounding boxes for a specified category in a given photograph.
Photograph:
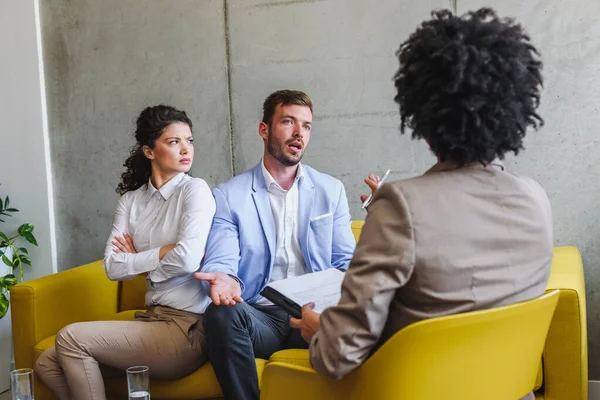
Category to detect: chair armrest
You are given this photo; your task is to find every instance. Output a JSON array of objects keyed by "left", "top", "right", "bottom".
[
  {"left": 11, "top": 260, "right": 119, "bottom": 368},
  {"left": 543, "top": 246, "right": 587, "bottom": 400},
  {"left": 351, "top": 220, "right": 364, "bottom": 243},
  {"left": 261, "top": 362, "right": 345, "bottom": 400}
]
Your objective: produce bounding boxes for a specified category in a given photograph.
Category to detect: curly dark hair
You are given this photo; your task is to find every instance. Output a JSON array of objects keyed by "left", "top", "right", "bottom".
[
  {"left": 116, "top": 105, "right": 193, "bottom": 195},
  {"left": 394, "top": 8, "right": 543, "bottom": 165}
]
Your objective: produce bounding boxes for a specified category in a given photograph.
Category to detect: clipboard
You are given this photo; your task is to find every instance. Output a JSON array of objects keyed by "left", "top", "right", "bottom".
[
  {"left": 258, "top": 268, "right": 345, "bottom": 319},
  {"left": 260, "top": 286, "right": 302, "bottom": 319}
]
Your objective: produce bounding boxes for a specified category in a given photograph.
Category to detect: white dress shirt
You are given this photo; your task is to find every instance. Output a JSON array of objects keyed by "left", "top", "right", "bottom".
[
  {"left": 255, "top": 160, "right": 308, "bottom": 305},
  {"left": 103, "top": 173, "right": 215, "bottom": 314}
]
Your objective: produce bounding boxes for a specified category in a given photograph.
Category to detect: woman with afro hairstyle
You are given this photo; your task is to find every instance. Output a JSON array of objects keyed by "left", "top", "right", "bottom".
[{"left": 291, "top": 9, "right": 550, "bottom": 400}]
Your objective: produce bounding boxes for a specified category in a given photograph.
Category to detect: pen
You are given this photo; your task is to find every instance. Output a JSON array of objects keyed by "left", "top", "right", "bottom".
[{"left": 361, "top": 168, "right": 391, "bottom": 210}]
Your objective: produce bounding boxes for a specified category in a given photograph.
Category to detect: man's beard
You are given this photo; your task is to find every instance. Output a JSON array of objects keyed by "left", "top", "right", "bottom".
[{"left": 266, "top": 132, "right": 304, "bottom": 167}]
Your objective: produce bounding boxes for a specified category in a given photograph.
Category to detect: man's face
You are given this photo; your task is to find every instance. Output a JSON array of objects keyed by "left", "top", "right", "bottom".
[{"left": 260, "top": 104, "right": 312, "bottom": 166}]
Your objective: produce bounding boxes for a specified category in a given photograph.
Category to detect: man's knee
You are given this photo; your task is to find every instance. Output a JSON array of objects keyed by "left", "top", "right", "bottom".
[{"left": 204, "top": 302, "right": 250, "bottom": 335}]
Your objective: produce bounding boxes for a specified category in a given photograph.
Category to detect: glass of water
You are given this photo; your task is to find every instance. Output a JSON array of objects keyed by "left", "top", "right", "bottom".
[
  {"left": 126, "top": 365, "right": 150, "bottom": 400},
  {"left": 11, "top": 368, "right": 34, "bottom": 400}
]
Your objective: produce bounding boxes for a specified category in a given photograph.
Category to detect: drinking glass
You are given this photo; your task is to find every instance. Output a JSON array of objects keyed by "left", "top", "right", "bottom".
[
  {"left": 126, "top": 366, "right": 150, "bottom": 400},
  {"left": 11, "top": 368, "right": 34, "bottom": 400}
]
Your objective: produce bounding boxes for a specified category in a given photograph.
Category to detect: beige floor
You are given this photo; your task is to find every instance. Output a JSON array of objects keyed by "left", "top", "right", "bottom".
[{"left": 0, "top": 390, "right": 9, "bottom": 399}]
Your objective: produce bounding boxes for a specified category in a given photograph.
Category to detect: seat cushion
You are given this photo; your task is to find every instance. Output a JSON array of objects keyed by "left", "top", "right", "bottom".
[
  {"left": 104, "top": 360, "right": 267, "bottom": 400},
  {"left": 269, "top": 349, "right": 311, "bottom": 368}
]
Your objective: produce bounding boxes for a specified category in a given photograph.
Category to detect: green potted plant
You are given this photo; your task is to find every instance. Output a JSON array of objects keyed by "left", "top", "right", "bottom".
[{"left": 0, "top": 195, "right": 37, "bottom": 318}]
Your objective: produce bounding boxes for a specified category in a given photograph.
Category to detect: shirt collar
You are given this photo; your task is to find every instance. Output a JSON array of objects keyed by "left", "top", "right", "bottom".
[
  {"left": 146, "top": 172, "right": 186, "bottom": 200},
  {"left": 261, "top": 159, "right": 304, "bottom": 190}
]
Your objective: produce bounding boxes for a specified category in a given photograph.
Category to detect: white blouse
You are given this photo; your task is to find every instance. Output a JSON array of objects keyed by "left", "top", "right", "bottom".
[{"left": 103, "top": 173, "right": 215, "bottom": 314}]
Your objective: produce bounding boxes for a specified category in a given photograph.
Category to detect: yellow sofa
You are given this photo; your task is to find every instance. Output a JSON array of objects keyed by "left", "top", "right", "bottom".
[{"left": 11, "top": 221, "right": 587, "bottom": 399}]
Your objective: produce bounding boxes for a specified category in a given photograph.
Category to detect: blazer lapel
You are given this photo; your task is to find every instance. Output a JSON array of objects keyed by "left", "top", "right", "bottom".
[
  {"left": 251, "top": 164, "right": 276, "bottom": 263},
  {"left": 298, "top": 169, "right": 315, "bottom": 267}
]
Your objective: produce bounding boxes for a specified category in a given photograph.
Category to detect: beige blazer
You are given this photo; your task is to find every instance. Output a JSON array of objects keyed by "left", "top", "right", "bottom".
[{"left": 310, "top": 161, "right": 553, "bottom": 379}]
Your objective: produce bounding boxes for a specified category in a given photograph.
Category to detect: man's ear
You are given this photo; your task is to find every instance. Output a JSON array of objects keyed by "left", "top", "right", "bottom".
[
  {"left": 258, "top": 122, "right": 269, "bottom": 141},
  {"left": 142, "top": 145, "right": 154, "bottom": 160}
]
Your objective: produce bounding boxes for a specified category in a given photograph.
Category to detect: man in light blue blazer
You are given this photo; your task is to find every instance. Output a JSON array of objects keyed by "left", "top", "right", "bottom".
[{"left": 194, "top": 90, "right": 357, "bottom": 400}]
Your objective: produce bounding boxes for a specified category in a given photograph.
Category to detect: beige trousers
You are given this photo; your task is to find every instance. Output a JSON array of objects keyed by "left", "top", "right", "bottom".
[{"left": 35, "top": 306, "right": 206, "bottom": 400}]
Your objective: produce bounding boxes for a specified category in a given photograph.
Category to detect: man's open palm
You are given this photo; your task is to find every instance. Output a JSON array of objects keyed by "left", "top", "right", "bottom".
[{"left": 194, "top": 271, "right": 243, "bottom": 306}]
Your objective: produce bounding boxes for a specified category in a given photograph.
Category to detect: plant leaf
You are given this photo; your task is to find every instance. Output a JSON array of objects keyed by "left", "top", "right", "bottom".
[
  {"left": 0, "top": 232, "right": 9, "bottom": 244},
  {"left": 0, "top": 197, "right": 3, "bottom": 210},
  {"left": 0, "top": 275, "right": 17, "bottom": 289},
  {"left": 18, "top": 223, "right": 34, "bottom": 236},
  {"left": 0, "top": 293, "right": 8, "bottom": 319},
  {"left": 11, "top": 254, "right": 21, "bottom": 268},
  {"left": 5, "top": 196, "right": 9, "bottom": 209},
  {"left": 18, "top": 247, "right": 28, "bottom": 255},
  {"left": 20, "top": 255, "right": 31, "bottom": 266},
  {"left": 5, "top": 208, "right": 18, "bottom": 213},
  {"left": 1, "top": 255, "right": 12, "bottom": 268},
  {"left": 23, "top": 232, "right": 37, "bottom": 246}
]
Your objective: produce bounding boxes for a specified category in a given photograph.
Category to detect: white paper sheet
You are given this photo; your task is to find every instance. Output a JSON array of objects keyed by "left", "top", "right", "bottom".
[{"left": 266, "top": 268, "right": 345, "bottom": 314}]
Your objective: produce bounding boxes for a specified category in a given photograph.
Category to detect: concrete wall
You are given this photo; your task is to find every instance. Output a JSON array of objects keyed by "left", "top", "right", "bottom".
[
  {"left": 40, "top": 0, "right": 232, "bottom": 270},
  {"left": 39, "top": 0, "right": 600, "bottom": 377},
  {"left": 227, "top": 0, "right": 442, "bottom": 202}
]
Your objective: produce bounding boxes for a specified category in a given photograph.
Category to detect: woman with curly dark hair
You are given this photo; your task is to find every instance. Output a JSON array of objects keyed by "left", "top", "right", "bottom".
[
  {"left": 36, "top": 105, "right": 216, "bottom": 399},
  {"left": 292, "top": 9, "right": 550, "bottom": 400}
]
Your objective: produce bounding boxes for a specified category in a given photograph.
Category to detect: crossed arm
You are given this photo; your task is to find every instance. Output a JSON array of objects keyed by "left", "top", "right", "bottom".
[{"left": 103, "top": 182, "right": 216, "bottom": 281}]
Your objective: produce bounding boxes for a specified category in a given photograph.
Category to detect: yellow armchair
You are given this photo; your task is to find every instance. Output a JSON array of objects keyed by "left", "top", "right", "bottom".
[
  {"left": 543, "top": 246, "right": 588, "bottom": 400},
  {"left": 10, "top": 222, "right": 588, "bottom": 400},
  {"left": 261, "top": 291, "right": 560, "bottom": 400},
  {"left": 267, "top": 245, "right": 588, "bottom": 400}
]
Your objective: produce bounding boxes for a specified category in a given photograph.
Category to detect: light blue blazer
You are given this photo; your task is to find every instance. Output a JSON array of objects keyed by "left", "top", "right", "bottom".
[{"left": 201, "top": 162, "right": 356, "bottom": 303}]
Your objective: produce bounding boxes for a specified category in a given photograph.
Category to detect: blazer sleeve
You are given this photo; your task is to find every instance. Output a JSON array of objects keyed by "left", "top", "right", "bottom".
[
  {"left": 199, "top": 187, "right": 245, "bottom": 292},
  {"left": 330, "top": 182, "right": 357, "bottom": 271},
  {"left": 310, "top": 183, "right": 416, "bottom": 379}
]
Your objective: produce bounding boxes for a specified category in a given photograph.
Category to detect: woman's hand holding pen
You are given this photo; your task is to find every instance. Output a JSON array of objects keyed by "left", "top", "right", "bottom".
[
  {"left": 361, "top": 169, "right": 391, "bottom": 210},
  {"left": 360, "top": 174, "right": 381, "bottom": 211},
  {"left": 360, "top": 173, "right": 381, "bottom": 204}
]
